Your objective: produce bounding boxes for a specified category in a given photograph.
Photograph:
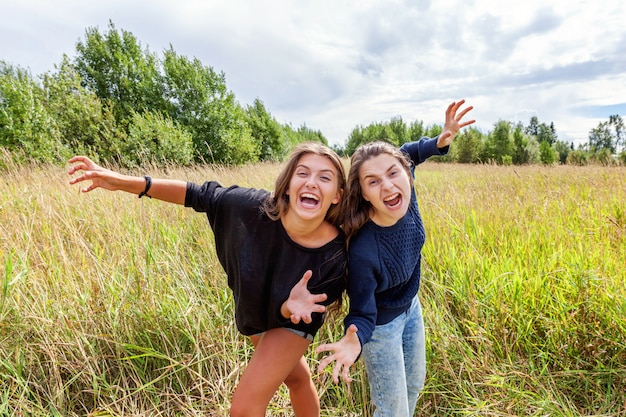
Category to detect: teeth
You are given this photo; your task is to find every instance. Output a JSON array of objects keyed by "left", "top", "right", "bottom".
[
  {"left": 301, "top": 193, "right": 319, "bottom": 201},
  {"left": 384, "top": 193, "right": 399, "bottom": 202}
]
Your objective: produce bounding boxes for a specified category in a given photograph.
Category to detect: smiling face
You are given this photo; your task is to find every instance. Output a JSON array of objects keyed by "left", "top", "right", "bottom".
[
  {"left": 285, "top": 153, "right": 342, "bottom": 223},
  {"left": 358, "top": 153, "right": 412, "bottom": 227}
]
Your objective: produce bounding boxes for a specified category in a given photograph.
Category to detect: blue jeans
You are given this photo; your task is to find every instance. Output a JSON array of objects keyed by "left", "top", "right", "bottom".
[{"left": 362, "top": 295, "right": 426, "bottom": 417}]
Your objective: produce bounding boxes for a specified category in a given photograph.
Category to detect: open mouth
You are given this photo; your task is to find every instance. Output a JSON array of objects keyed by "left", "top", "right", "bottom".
[
  {"left": 383, "top": 193, "right": 402, "bottom": 209},
  {"left": 300, "top": 192, "right": 320, "bottom": 208}
]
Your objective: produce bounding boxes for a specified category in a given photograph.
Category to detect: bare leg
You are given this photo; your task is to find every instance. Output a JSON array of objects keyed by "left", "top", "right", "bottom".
[
  {"left": 283, "top": 355, "right": 320, "bottom": 417},
  {"left": 230, "top": 328, "right": 314, "bottom": 417}
]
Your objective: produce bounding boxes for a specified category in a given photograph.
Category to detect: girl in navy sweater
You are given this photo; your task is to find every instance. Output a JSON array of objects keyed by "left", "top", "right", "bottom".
[
  {"left": 69, "top": 142, "right": 347, "bottom": 417},
  {"left": 316, "top": 101, "right": 474, "bottom": 417}
]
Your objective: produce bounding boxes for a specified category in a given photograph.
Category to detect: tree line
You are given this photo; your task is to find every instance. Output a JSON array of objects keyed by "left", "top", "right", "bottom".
[{"left": 1, "top": 21, "right": 624, "bottom": 168}]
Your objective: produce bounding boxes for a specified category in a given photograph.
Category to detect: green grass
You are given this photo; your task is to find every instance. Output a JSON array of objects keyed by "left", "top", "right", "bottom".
[{"left": 0, "top": 161, "right": 624, "bottom": 416}]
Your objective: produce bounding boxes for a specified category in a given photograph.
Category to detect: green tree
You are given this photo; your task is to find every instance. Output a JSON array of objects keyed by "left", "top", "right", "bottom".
[
  {"left": 609, "top": 114, "right": 624, "bottom": 152},
  {"left": 425, "top": 123, "right": 443, "bottom": 138},
  {"left": 454, "top": 127, "right": 483, "bottom": 163},
  {"left": 344, "top": 117, "right": 406, "bottom": 155},
  {"left": 588, "top": 121, "right": 615, "bottom": 154},
  {"left": 296, "top": 124, "right": 328, "bottom": 145},
  {"left": 121, "top": 111, "right": 193, "bottom": 167},
  {"left": 388, "top": 116, "right": 408, "bottom": 145},
  {"left": 0, "top": 62, "right": 64, "bottom": 164},
  {"left": 566, "top": 149, "right": 589, "bottom": 166},
  {"left": 512, "top": 123, "right": 532, "bottom": 164},
  {"left": 74, "top": 21, "right": 165, "bottom": 126},
  {"left": 539, "top": 140, "right": 557, "bottom": 164},
  {"left": 407, "top": 120, "right": 425, "bottom": 143},
  {"left": 525, "top": 116, "right": 557, "bottom": 145},
  {"left": 344, "top": 123, "right": 390, "bottom": 155},
  {"left": 552, "top": 140, "right": 572, "bottom": 164},
  {"left": 482, "top": 120, "right": 513, "bottom": 164},
  {"left": 526, "top": 116, "right": 540, "bottom": 137},
  {"left": 245, "top": 98, "right": 284, "bottom": 161},
  {"left": 42, "top": 56, "right": 124, "bottom": 160},
  {"left": 539, "top": 122, "right": 557, "bottom": 145},
  {"left": 161, "top": 48, "right": 258, "bottom": 164},
  {"left": 590, "top": 148, "right": 614, "bottom": 165}
]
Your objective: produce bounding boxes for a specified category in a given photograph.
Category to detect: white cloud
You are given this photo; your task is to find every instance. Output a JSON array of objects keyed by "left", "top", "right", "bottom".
[{"left": 1, "top": 0, "right": 625, "bottom": 146}]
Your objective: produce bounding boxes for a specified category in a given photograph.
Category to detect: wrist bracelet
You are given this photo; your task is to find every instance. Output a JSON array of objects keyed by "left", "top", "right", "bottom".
[{"left": 138, "top": 175, "right": 152, "bottom": 198}]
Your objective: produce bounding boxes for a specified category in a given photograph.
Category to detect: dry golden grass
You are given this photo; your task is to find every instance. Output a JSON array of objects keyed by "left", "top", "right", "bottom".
[{"left": 1, "top": 161, "right": 624, "bottom": 416}]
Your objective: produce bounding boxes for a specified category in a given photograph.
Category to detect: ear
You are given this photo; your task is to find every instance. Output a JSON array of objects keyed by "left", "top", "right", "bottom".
[{"left": 331, "top": 188, "right": 342, "bottom": 205}]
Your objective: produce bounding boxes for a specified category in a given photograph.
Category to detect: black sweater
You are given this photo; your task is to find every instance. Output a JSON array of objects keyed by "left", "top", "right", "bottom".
[{"left": 185, "top": 181, "right": 347, "bottom": 337}]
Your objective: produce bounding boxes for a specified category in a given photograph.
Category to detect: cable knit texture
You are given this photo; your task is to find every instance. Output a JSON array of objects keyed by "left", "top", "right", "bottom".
[{"left": 344, "top": 137, "right": 447, "bottom": 347}]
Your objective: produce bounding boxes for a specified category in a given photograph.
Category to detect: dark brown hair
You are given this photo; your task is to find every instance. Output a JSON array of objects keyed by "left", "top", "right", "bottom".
[{"left": 343, "top": 141, "right": 412, "bottom": 238}]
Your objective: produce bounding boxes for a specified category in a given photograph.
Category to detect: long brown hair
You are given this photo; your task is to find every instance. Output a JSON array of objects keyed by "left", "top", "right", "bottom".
[
  {"left": 262, "top": 142, "right": 346, "bottom": 228},
  {"left": 343, "top": 141, "right": 412, "bottom": 239}
]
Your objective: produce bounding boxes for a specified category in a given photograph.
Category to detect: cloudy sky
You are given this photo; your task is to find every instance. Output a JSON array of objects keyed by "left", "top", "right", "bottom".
[{"left": 3, "top": 0, "right": 625, "bottom": 147}]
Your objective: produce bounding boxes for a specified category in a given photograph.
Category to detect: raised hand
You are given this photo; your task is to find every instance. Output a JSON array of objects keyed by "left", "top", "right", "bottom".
[
  {"left": 68, "top": 155, "right": 126, "bottom": 193},
  {"left": 437, "top": 99, "right": 475, "bottom": 148},
  {"left": 315, "top": 324, "right": 360, "bottom": 383},
  {"left": 281, "top": 270, "right": 328, "bottom": 324}
]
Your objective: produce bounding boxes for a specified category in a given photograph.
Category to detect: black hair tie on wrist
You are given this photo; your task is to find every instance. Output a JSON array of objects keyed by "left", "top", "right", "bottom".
[{"left": 138, "top": 175, "right": 152, "bottom": 198}]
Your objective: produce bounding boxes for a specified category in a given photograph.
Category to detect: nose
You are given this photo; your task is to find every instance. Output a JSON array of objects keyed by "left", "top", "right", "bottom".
[
  {"left": 381, "top": 177, "right": 394, "bottom": 190},
  {"left": 305, "top": 177, "right": 318, "bottom": 188}
]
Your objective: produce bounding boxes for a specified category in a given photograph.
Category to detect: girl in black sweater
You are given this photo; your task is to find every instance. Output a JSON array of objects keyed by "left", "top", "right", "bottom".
[{"left": 68, "top": 142, "right": 347, "bottom": 417}]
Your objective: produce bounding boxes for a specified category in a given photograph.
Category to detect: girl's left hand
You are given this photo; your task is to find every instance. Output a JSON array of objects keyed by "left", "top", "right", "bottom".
[
  {"left": 281, "top": 270, "right": 328, "bottom": 324},
  {"left": 437, "top": 100, "right": 475, "bottom": 148}
]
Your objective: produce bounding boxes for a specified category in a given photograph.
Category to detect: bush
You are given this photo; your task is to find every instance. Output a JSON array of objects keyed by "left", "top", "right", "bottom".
[
  {"left": 119, "top": 111, "right": 194, "bottom": 167},
  {"left": 566, "top": 150, "right": 589, "bottom": 166},
  {"left": 0, "top": 63, "right": 67, "bottom": 164}
]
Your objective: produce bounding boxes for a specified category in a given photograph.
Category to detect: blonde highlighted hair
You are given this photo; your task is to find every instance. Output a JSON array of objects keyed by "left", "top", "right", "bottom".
[{"left": 262, "top": 142, "right": 347, "bottom": 228}]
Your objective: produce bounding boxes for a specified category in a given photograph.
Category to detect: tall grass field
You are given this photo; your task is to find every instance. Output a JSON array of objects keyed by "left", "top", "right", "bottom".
[{"left": 1, "top": 160, "right": 624, "bottom": 416}]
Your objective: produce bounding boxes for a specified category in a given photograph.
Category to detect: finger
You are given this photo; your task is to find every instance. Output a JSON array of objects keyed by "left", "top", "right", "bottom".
[
  {"left": 79, "top": 184, "right": 95, "bottom": 193},
  {"left": 317, "top": 360, "right": 328, "bottom": 374},
  {"left": 332, "top": 362, "right": 342, "bottom": 384},
  {"left": 341, "top": 364, "right": 353, "bottom": 383},
  {"left": 69, "top": 174, "right": 88, "bottom": 186},
  {"left": 300, "top": 270, "right": 313, "bottom": 284},
  {"left": 347, "top": 324, "right": 359, "bottom": 335},
  {"left": 311, "top": 293, "right": 328, "bottom": 304},
  {"left": 68, "top": 156, "right": 85, "bottom": 164},
  {"left": 311, "top": 304, "right": 326, "bottom": 314},
  {"left": 315, "top": 343, "right": 331, "bottom": 354},
  {"left": 317, "top": 353, "right": 335, "bottom": 371},
  {"left": 68, "top": 164, "right": 86, "bottom": 175},
  {"left": 456, "top": 105, "right": 474, "bottom": 120}
]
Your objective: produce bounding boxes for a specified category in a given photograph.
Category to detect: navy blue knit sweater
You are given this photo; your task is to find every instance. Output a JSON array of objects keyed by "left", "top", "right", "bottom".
[{"left": 344, "top": 137, "right": 447, "bottom": 347}]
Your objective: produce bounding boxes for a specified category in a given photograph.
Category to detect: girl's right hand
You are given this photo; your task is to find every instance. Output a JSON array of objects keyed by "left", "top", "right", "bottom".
[
  {"left": 68, "top": 155, "right": 126, "bottom": 193},
  {"left": 315, "top": 324, "right": 361, "bottom": 383}
]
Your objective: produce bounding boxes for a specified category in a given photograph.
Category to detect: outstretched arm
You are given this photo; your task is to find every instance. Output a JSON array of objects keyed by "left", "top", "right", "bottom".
[
  {"left": 437, "top": 99, "right": 475, "bottom": 148},
  {"left": 280, "top": 270, "right": 328, "bottom": 324},
  {"left": 68, "top": 156, "right": 187, "bottom": 205},
  {"left": 315, "top": 324, "right": 361, "bottom": 383}
]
